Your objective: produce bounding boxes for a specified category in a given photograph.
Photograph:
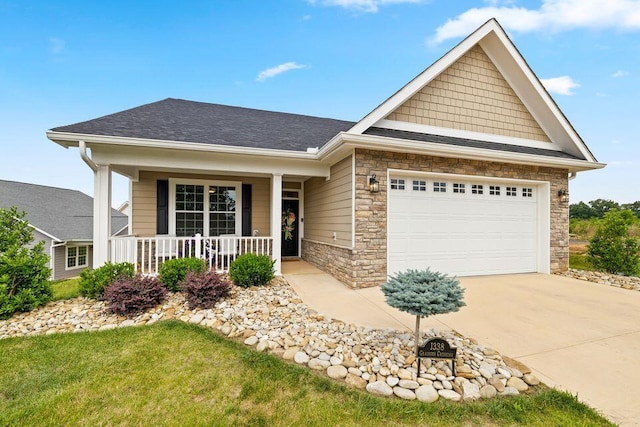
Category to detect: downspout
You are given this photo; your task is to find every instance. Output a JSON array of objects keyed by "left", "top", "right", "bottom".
[
  {"left": 79, "top": 140, "right": 97, "bottom": 172},
  {"left": 569, "top": 172, "right": 577, "bottom": 181}
]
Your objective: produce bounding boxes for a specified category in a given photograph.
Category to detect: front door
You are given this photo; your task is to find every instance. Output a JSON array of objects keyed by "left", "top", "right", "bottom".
[{"left": 281, "top": 199, "right": 299, "bottom": 257}]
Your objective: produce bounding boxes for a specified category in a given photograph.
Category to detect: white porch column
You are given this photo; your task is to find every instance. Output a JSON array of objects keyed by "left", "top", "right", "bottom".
[
  {"left": 93, "top": 164, "right": 112, "bottom": 267},
  {"left": 271, "top": 173, "right": 283, "bottom": 275}
]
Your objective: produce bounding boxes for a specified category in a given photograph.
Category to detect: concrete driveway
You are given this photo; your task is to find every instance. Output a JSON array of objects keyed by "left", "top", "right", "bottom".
[{"left": 283, "top": 261, "right": 640, "bottom": 426}]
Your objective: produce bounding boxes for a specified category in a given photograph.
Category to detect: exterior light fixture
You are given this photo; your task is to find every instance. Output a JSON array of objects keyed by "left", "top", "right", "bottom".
[
  {"left": 368, "top": 174, "right": 380, "bottom": 193},
  {"left": 558, "top": 189, "right": 568, "bottom": 202}
]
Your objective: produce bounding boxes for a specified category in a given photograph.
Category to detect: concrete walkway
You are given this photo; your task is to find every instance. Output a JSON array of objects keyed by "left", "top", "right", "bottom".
[{"left": 283, "top": 260, "right": 640, "bottom": 426}]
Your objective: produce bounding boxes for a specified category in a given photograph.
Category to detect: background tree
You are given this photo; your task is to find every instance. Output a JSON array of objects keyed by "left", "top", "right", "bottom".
[
  {"left": 589, "top": 199, "right": 620, "bottom": 218},
  {"left": 0, "top": 206, "right": 52, "bottom": 319},
  {"left": 381, "top": 269, "right": 465, "bottom": 354},
  {"left": 587, "top": 210, "right": 640, "bottom": 276},
  {"left": 569, "top": 201, "right": 596, "bottom": 220},
  {"left": 621, "top": 201, "right": 640, "bottom": 219}
]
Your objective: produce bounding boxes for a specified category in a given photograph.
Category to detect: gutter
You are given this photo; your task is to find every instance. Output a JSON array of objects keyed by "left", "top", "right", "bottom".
[{"left": 79, "top": 140, "right": 98, "bottom": 172}]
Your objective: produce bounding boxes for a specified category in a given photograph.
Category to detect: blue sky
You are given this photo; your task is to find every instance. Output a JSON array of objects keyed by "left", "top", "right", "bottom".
[{"left": 1, "top": 0, "right": 639, "bottom": 205}]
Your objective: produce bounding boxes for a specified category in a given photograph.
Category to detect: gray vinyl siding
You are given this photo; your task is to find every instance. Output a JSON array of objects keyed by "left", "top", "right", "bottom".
[
  {"left": 53, "top": 244, "right": 93, "bottom": 280},
  {"left": 303, "top": 155, "right": 353, "bottom": 247},
  {"left": 30, "top": 229, "right": 53, "bottom": 272}
]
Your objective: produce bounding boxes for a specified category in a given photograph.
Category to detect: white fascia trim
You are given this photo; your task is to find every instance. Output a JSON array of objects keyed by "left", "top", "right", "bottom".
[
  {"left": 348, "top": 21, "right": 496, "bottom": 135},
  {"left": 28, "top": 224, "right": 61, "bottom": 242},
  {"left": 374, "top": 119, "right": 563, "bottom": 151},
  {"left": 47, "top": 131, "right": 319, "bottom": 160},
  {"left": 336, "top": 133, "right": 606, "bottom": 171},
  {"left": 113, "top": 223, "right": 129, "bottom": 236}
]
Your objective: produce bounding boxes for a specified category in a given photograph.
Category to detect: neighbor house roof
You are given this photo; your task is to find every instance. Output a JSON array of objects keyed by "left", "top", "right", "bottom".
[
  {"left": 0, "top": 180, "right": 128, "bottom": 242},
  {"left": 51, "top": 98, "right": 355, "bottom": 152}
]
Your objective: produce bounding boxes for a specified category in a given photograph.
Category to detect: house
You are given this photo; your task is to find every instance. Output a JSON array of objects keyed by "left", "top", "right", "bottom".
[
  {"left": 0, "top": 180, "right": 128, "bottom": 280},
  {"left": 46, "top": 19, "right": 603, "bottom": 288}
]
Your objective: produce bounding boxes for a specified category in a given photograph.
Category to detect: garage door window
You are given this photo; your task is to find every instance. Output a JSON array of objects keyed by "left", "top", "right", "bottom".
[
  {"left": 523, "top": 188, "right": 533, "bottom": 197},
  {"left": 506, "top": 186, "right": 517, "bottom": 197},
  {"left": 453, "top": 183, "right": 465, "bottom": 194},
  {"left": 472, "top": 184, "right": 484, "bottom": 195},
  {"left": 390, "top": 179, "right": 405, "bottom": 190},
  {"left": 489, "top": 185, "right": 501, "bottom": 196},
  {"left": 433, "top": 182, "right": 446, "bottom": 192},
  {"left": 412, "top": 180, "right": 426, "bottom": 191}
]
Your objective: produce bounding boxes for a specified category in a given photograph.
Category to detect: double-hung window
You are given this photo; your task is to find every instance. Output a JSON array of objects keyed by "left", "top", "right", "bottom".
[
  {"left": 169, "top": 180, "right": 241, "bottom": 237},
  {"left": 66, "top": 246, "right": 88, "bottom": 269}
]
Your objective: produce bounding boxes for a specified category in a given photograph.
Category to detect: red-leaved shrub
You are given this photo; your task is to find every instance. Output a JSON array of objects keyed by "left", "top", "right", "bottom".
[
  {"left": 179, "top": 270, "right": 230, "bottom": 309},
  {"left": 104, "top": 274, "right": 168, "bottom": 316}
]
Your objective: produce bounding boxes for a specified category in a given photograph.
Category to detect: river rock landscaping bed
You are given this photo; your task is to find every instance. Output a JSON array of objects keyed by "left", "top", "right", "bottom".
[
  {"left": 0, "top": 277, "right": 540, "bottom": 402},
  {"left": 558, "top": 268, "right": 640, "bottom": 292}
]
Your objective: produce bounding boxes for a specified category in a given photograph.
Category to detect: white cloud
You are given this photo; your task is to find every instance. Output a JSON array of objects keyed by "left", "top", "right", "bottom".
[
  {"left": 309, "top": 0, "right": 423, "bottom": 13},
  {"left": 302, "top": 14, "right": 312, "bottom": 20},
  {"left": 49, "top": 37, "right": 65, "bottom": 54},
  {"left": 256, "top": 62, "right": 308, "bottom": 82},
  {"left": 611, "top": 70, "right": 630, "bottom": 78},
  {"left": 540, "top": 76, "right": 580, "bottom": 95},
  {"left": 431, "top": 0, "right": 640, "bottom": 43}
]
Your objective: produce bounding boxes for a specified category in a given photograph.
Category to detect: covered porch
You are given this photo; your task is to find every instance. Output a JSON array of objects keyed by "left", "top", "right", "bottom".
[{"left": 84, "top": 142, "right": 330, "bottom": 275}]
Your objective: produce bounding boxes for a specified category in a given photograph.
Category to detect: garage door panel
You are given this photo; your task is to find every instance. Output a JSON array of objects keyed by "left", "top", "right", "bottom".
[{"left": 388, "top": 176, "right": 539, "bottom": 277}]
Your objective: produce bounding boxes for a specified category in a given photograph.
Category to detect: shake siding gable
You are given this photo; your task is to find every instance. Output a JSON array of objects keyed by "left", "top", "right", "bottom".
[
  {"left": 386, "top": 45, "right": 550, "bottom": 142},
  {"left": 303, "top": 155, "right": 353, "bottom": 247},
  {"left": 132, "top": 171, "right": 270, "bottom": 237}
]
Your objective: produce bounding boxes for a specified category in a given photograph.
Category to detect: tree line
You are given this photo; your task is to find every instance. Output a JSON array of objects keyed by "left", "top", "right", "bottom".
[{"left": 570, "top": 199, "right": 640, "bottom": 220}]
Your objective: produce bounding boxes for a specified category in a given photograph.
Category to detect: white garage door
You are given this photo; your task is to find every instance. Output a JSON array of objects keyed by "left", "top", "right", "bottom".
[{"left": 388, "top": 175, "right": 539, "bottom": 277}]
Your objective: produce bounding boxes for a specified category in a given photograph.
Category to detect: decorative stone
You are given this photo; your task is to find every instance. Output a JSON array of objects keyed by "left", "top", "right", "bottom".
[
  {"left": 398, "top": 380, "right": 419, "bottom": 390},
  {"left": 479, "top": 385, "right": 497, "bottom": 399},
  {"left": 283, "top": 347, "right": 299, "bottom": 360},
  {"left": 415, "top": 385, "right": 439, "bottom": 403},
  {"left": 507, "top": 377, "right": 529, "bottom": 392},
  {"left": 366, "top": 381, "right": 393, "bottom": 396},
  {"left": 386, "top": 376, "right": 400, "bottom": 387},
  {"left": 189, "top": 313, "right": 204, "bottom": 324},
  {"left": 500, "top": 387, "right": 520, "bottom": 396},
  {"left": 345, "top": 373, "right": 367, "bottom": 390},
  {"left": 462, "top": 382, "right": 480, "bottom": 401},
  {"left": 397, "top": 368, "right": 413, "bottom": 380},
  {"left": 393, "top": 386, "right": 416, "bottom": 400},
  {"left": 308, "top": 358, "right": 331, "bottom": 370},
  {"left": 488, "top": 376, "right": 505, "bottom": 392},
  {"left": 327, "top": 365, "right": 348, "bottom": 379},
  {"left": 256, "top": 340, "right": 268, "bottom": 352},
  {"left": 244, "top": 335, "right": 259, "bottom": 346},
  {"left": 523, "top": 373, "right": 540, "bottom": 386},
  {"left": 294, "top": 351, "right": 310, "bottom": 365},
  {"left": 438, "top": 389, "right": 462, "bottom": 402}
]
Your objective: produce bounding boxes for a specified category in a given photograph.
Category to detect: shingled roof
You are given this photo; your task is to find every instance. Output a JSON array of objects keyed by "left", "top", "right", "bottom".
[
  {"left": 51, "top": 98, "right": 355, "bottom": 152},
  {"left": 0, "top": 180, "right": 128, "bottom": 242}
]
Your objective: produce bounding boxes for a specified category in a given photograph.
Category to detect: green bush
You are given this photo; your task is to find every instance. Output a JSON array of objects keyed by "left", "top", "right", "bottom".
[
  {"left": 0, "top": 207, "right": 52, "bottom": 319},
  {"left": 228, "top": 254, "right": 275, "bottom": 288},
  {"left": 79, "top": 262, "right": 135, "bottom": 299},
  {"left": 381, "top": 269, "right": 465, "bottom": 317},
  {"left": 587, "top": 210, "right": 640, "bottom": 276},
  {"left": 158, "top": 257, "right": 206, "bottom": 291}
]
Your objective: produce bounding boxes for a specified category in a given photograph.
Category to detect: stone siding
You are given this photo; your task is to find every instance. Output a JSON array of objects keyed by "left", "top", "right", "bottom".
[{"left": 301, "top": 239, "right": 356, "bottom": 288}]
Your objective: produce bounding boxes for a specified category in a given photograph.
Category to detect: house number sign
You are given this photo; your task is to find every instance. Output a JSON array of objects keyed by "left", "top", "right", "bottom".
[{"left": 416, "top": 338, "right": 457, "bottom": 376}]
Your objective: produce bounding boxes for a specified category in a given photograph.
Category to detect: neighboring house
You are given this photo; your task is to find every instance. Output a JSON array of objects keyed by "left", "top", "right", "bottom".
[
  {"left": 46, "top": 19, "right": 603, "bottom": 288},
  {"left": 0, "top": 180, "right": 128, "bottom": 280}
]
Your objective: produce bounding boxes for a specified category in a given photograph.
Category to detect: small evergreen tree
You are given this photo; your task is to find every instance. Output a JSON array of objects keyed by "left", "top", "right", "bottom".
[
  {"left": 381, "top": 269, "right": 465, "bottom": 354},
  {"left": 587, "top": 210, "right": 640, "bottom": 276},
  {"left": 0, "top": 206, "right": 52, "bottom": 319}
]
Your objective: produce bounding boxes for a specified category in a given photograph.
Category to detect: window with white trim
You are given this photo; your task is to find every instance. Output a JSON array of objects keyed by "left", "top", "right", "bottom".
[
  {"left": 522, "top": 188, "right": 533, "bottom": 197},
  {"left": 489, "top": 185, "right": 501, "bottom": 196},
  {"left": 170, "top": 180, "right": 241, "bottom": 237},
  {"left": 433, "top": 182, "right": 446, "bottom": 193},
  {"left": 412, "top": 180, "right": 426, "bottom": 191},
  {"left": 453, "top": 183, "right": 466, "bottom": 194},
  {"left": 390, "top": 179, "right": 405, "bottom": 190},
  {"left": 471, "top": 184, "right": 484, "bottom": 195},
  {"left": 66, "top": 246, "right": 88, "bottom": 269},
  {"left": 506, "top": 186, "right": 517, "bottom": 197}
]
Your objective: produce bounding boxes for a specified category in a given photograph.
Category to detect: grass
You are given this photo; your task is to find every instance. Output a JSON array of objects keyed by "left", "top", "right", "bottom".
[
  {"left": 569, "top": 253, "right": 594, "bottom": 271},
  {"left": 51, "top": 278, "right": 80, "bottom": 301},
  {"left": 0, "top": 321, "right": 613, "bottom": 427}
]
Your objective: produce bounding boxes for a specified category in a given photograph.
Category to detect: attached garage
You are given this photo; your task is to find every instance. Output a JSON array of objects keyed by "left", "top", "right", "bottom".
[{"left": 387, "top": 172, "right": 550, "bottom": 277}]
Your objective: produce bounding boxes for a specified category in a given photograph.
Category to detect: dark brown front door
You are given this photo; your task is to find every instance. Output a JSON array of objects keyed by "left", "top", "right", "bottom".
[{"left": 281, "top": 199, "right": 299, "bottom": 257}]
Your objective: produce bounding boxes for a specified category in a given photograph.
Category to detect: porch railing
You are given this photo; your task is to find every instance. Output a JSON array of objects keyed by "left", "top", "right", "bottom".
[{"left": 110, "top": 234, "right": 273, "bottom": 274}]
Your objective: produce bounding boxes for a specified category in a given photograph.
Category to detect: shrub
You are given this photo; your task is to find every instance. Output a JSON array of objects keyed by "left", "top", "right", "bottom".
[
  {"left": 228, "top": 254, "right": 275, "bottom": 288},
  {"left": 79, "top": 262, "right": 135, "bottom": 299},
  {"left": 587, "top": 210, "right": 640, "bottom": 276},
  {"left": 179, "top": 271, "right": 231, "bottom": 309},
  {"left": 0, "top": 207, "right": 52, "bottom": 319},
  {"left": 103, "top": 274, "right": 168, "bottom": 316},
  {"left": 381, "top": 269, "right": 465, "bottom": 317},
  {"left": 158, "top": 257, "right": 207, "bottom": 291}
]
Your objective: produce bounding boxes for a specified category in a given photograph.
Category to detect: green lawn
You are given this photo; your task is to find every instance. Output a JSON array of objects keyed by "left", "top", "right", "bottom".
[
  {"left": 0, "top": 321, "right": 612, "bottom": 426},
  {"left": 51, "top": 277, "right": 80, "bottom": 301},
  {"left": 569, "top": 253, "right": 593, "bottom": 271}
]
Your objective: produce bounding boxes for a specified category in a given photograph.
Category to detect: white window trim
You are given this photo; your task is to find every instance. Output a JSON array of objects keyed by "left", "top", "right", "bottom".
[
  {"left": 168, "top": 178, "right": 242, "bottom": 237},
  {"left": 65, "top": 245, "right": 89, "bottom": 271}
]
